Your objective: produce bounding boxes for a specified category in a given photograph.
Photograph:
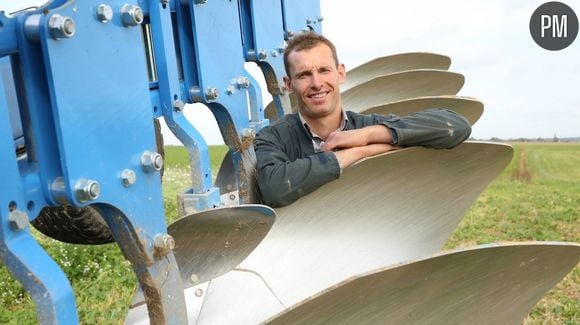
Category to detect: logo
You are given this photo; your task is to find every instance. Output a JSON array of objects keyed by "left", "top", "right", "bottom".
[{"left": 530, "top": 1, "right": 578, "bottom": 50}]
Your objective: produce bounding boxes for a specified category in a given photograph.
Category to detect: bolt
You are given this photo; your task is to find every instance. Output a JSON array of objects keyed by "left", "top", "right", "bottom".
[
  {"left": 271, "top": 50, "right": 278, "bottom": 57},
  {"left": 242, "top": 128, "right": 255, "bottom": 139},
  {"left": 190, "top": 274, "right": 199, "bottom": 284},
  {"left": 154, "top": 234, "right": 175, "bottom": 250},
  {"left": 236, "top": 76, "right": 250, "bottom": 89},
  {"left": 121, "top": 4, "right": 143, "bottom": 27},
  {"left": 121, "top": 169, "right": 137, "bottom": 187},
  {"left": 153, "top": 234, "right": 175, "bottom": 256},
  {"left": 285, "top": 30, "right": 295, "bottom": 39},
  {"left": 189, "top": 86, "right": 202, "bottom": 102},
  {"left": 225, "top": 85, "right": 235, "bottom": 96},
  {"left": 258, "top": 49, "right": 268, "bottom": 60},
  {"left": 75, "top": 178, "right": 100, "bottom": 202},
  {"left": 48, "top": 14, "right": 76, "bottom": 40},
  {"left": 141, "top": 151, "right": 163, "bottom": 173},
  {"left": 173, "top": 99, "right": 185, "bottom": 112},
  {"left": 96, "top": 4, "right": 113, "bottom": 23},
  {"left": 278, "top": 47, "right": 285, "bottom": 54},
  {"left": 205, "top": 87, "right": 219, "bottom": 100},
  {"left": 307, "top": 18, "right": 313, "bottom": 24},
  {"left": 8, "top": 210, "right": 29, "bottom": 231},
  {"left": 194, "top": 288, "right": 204, "bottom": 297},
  {"left": 24, "top": 14, "right": 42, "bottom": 40},
  {"left": 317, "top": 16, "right": 324, "bottom": 22},
  {"left": 229, "top": 193, "right": 236, "bottom": 200},
  {"left": 195, "top": 0, "right": 207, "bottom": 4}
]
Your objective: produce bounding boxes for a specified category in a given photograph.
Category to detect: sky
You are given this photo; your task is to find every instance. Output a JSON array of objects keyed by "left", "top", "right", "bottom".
[{"left": 2, "top": 0, "right": 579, "bottom": 144}]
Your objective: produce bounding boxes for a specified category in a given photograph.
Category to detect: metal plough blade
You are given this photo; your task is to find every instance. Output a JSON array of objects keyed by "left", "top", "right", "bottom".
[
  {"left": 196, "top": 142, "right": 513, "bottom": 324},
  {"left": 267, "top": 242, "right": 580, "bottom": 325},
  {"left": 125, "top": 204, "right": 275, "bottom": 324}
]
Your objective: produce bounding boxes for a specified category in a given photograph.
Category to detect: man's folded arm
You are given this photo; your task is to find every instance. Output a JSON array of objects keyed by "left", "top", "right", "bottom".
[
  {"left": 371, "top": 108, "right": 472, "bottom": 149},
  {"left": 254, "top": 137, "right": 340, "bottom": 207}
]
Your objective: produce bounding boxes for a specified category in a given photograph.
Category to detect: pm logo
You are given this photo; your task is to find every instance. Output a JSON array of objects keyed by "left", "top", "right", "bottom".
[{"left": 530, "top": 2, "right": 578, "bottom": 50}]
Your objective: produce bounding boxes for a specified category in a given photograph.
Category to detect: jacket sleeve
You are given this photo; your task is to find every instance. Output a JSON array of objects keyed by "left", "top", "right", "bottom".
[
  {"left": 368, "top": 109, "right": 472, "bottom": 149},
  {"left": 254, "top": 129, "right": 340, "bottom": 208}
]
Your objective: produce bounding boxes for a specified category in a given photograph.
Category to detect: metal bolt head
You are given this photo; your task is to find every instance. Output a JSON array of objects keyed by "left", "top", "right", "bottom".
[
  {"left": 173, "top": 99, "right": 185, "bottom": 112},
  {"left": 141, "top": 151, "right": 163, "bottom": 173},
  {"left": 121, "top": 169, "right": 137, "bottom": 187},
  {"left": 75, "top": 178, "right": 101, "bottom": 202},
  {"left": 307, "top": 18, "right": 313, "bottom": 24},
  {"left": 195, "top": 0, "right": 208, "bottom": 4},
  {"left": 317, "top": 16, "right": 324, "bottom": 22},
  {"left": 285, "top": 30, "right": 295, "bottom": 39},
  {"left": 258, "top": 49, "right": 268, "bottom": 60},
  {"left": 194, "top": 288, "right": 204, "bottom": 297},
  {"left": 153, "top": 234, "right": 175, "bottom": 256},
  {"left": 9, "top": 210, "right": 29, "bottom": 231},
  {"left": 190, "top": 273, "right": 199, "bottom": 284},
  {"left": 271, "top": 50, "right": 278, "bottom": 57},
  {"left": 225, "top": 85, "right": 236, "bottom": 96},
  {"left": 205, "top": 87, "right": 219, "bottom": 100},
  {"left": 121, "top": 4, "right": 144, "bottom": 27},
  {"left": 48, "top": 14, "right": 76, "bottom": 40},
  {"left": 242, "top": 128, "right": 256, "bottom": 139},
  {"left": 236, "top": 76, "right": 250, "bottom": 89},
  {"left": 96, "top": 4, "right": 113, "bottom": 23}
]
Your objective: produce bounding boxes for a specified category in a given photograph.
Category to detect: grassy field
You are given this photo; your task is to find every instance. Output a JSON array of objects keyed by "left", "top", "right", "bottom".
[{"left": 0, "top": 143, "right": 577, "bottom": 324}]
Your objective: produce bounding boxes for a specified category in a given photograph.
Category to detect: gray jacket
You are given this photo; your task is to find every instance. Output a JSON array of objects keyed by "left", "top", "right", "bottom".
[{"left": 254, "top": 109, "right": 471, "bottom": 207}]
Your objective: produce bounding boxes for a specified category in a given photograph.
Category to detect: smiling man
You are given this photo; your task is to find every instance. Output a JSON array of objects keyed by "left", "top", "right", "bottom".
[{"left": 254, "top": 32, "right": 471, "bottom": 207}]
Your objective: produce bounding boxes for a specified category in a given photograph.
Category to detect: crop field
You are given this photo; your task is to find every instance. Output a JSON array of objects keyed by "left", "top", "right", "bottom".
[{"left": 0, "top": 143, "right": 578, "bottom": 324}]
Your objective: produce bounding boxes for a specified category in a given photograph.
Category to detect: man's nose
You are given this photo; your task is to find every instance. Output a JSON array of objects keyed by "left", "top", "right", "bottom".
[{"left": 310, "top": 73, "right": 324, "bottom": 88}]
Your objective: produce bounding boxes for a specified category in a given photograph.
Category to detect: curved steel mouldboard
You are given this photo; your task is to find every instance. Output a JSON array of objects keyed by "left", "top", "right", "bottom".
[
  {"left": 342, "top": 69, "right": 465, "bottom": 113},
  {"left": 198, "top": 142, "right": 513, "bottom": 324},
  {"left": 268, "top": 242, "right": 580, "bottom": 325},
  {"left": 342, "top": 52, "right": 451, "bottom": 92}
]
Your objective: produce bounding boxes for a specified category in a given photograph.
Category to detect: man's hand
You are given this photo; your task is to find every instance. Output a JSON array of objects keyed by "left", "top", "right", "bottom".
[
  {"left": 334, "top": 143, "right": 395, "bottom": 169},
  {"left": 322, "top": 125, "right": 393, "bottom": 152}
]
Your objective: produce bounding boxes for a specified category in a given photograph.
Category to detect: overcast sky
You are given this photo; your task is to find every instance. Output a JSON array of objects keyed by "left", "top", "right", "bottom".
[{"left": 2, "top": 1, "right": 579, "bottom": 144}]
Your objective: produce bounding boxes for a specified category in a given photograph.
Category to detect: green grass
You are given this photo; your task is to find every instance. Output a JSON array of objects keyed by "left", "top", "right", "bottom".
[{"left": 0, "top": 143, "right": 578, "bottom": 324}]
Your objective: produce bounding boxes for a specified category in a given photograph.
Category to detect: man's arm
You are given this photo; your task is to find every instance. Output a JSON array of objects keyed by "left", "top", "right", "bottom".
[
  {"left": 323, "top": 109, "right": 471, "bottom": 168},
  {"left": 326, "top": 109, "right": 471, "bottom": 150},
  {"left": 254, "top": 130, "right": 341, "bottom": 208}
]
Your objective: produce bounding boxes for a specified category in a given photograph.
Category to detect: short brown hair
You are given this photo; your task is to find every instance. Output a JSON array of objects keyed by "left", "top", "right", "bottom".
[{"left": 283, "top": 32, "right": 340, "bottom": 77}]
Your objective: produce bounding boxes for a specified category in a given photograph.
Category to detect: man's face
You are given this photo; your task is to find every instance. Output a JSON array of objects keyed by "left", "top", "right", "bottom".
[{"left": 284, "top": 44, "right": 346, "bottom": 120}]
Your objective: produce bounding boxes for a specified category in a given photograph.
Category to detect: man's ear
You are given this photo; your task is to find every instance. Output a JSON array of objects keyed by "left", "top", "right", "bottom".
[
  {"left": 338, "top": 63, "right": 346, "bottom": 83},
  {"left": 283, "top": 76, "right": 293, "bottom": 92}
]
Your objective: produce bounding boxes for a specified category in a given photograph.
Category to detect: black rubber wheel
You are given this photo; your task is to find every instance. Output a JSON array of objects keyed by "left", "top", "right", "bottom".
[
  {"left": 32, "top": 119, "right": 165, "bottom": 245},
  {"left": 32, "top": 205, "right": 113, "bottom": 244}
]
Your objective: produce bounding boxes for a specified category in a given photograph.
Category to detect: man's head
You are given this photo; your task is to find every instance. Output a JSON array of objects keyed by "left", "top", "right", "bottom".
[
  {"left": 283, "top": 32, "right": 346, "bottom": 120},
  {"left": 283, "top": 32, "right": 340, "bottom": 77}
]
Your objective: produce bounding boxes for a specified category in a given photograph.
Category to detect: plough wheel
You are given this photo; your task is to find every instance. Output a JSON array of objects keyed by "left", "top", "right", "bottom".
[{"left": 32, "top": 119, "right": 164, "bottom": 245}]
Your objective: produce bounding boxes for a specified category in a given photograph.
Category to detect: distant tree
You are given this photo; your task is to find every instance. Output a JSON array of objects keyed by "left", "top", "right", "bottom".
[{"left": 553, "top": 133, "right": 559, "bottom": 143}]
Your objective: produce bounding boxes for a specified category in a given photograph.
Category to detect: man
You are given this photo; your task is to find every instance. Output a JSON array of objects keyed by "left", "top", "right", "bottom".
[{"left": 254, "top": 32, "right": 471, "bottom": 207}]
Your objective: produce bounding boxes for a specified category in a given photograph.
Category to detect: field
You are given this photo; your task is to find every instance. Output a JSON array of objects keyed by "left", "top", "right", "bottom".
[{"left": 0, "top": 143, "right": 578, "bottom": 324}]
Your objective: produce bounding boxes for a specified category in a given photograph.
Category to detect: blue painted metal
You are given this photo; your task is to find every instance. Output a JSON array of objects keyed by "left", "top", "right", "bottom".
[
  {"left": 175, "top": 0, "right": 268, "bottom": 204},
  {"left": 0, "top": 0, "right": 321, "bottom": 322},
  {"left": 145, "top": 0, "right": 221, "bottom": 210},
  {"left": 0, "top": 55, "right": 78, "bottom": 324},
  {"left": 282, "top": 0, "right": 323, "bottom": 36},
  {"left": 240, "top": 0, "right": 289, "bottom": 119}
]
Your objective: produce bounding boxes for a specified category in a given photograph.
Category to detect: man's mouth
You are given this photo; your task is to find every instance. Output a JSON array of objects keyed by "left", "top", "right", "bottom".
[{"left": 307, "top": 91, "right": 329, "bottom": 99}]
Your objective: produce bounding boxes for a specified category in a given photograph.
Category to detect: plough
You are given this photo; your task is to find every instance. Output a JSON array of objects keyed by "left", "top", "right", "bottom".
[{"left": 0, "top": 1, "right": 578, "bottom": 324}]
